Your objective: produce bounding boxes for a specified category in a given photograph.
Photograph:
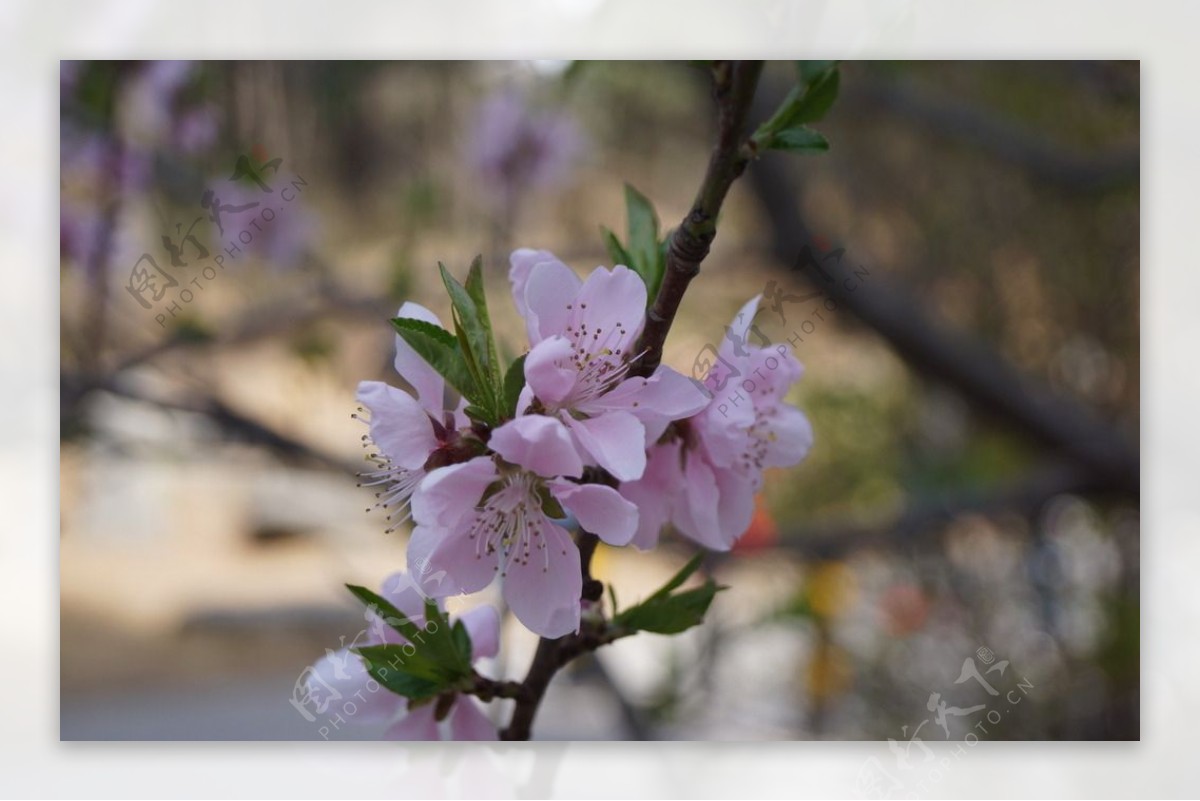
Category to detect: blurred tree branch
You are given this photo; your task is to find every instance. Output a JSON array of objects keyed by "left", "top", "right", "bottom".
[
  {"left": 779, "top": 461, "right": 1111, "bottom": 559},
  {"left": 844, "top": 72, "right": 1139, "bottom": 193},
  {"left": 746, "top": 145, "right": 1139, "bottom": 495}
]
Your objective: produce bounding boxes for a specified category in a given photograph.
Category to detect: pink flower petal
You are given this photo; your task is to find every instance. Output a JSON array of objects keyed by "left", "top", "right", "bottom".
[
  {"left": 305, "top": 649, "right": 404, "bottom": 724},
  {"left": 587, "top": 366, "right": 711, "bottom": 441},
  {"left": 384, "top": 704, "right": 441, "bottom": 740},
  {"left": 411, "top": 457, "right": 497, "bottom": 530},
  {"left": 570, "top": 265, "right": 645, "bottom": 356},
  {"left": 716, "top": 295, "right": 763, "bottom": 365},
  {"left": 521, "top": 335, "right": 579, "bottom": 408},
  {"left": 714, "top": 466, "right": 758, "bottom": 546},
  {"left": 513, "top": 251, "right": 581, "bottom": 345},
  {"left": 447, "top": 698, "right": 498, "bottom": 740},
  {"left": 699, "top": 391, "right": 756, "bottom": 469},
  {"left": 456, "top": 605, "right": 501, "bottom": 660},
  {"left": 393, "top": 302, "right": 451, "bottom": 415},
  {"left": 549, "top": 479, "right": 638, "bottom": 547},
  {"left": 490, "top": 414, "right": 584, "bottom": 479},
  {"left": 356, "top": 381, "right": 438, "bottom": 470},
  {"left": 502, "top": 520, "right": 582, "bottom": 638},
  {"left": 564, "top": 411, "right": 646, "bottom": 482},
  {"left": 762, "top": 404, "right": 814, "bottom": 468},
  {"left": 674, "top": 452, "right": 728, "bottom": 551},
  {"left": 407, "top": 523, "right": 499, "bottom": 598},
  {"left": 620, "top": 440, "right": 683, "bottom": 550}
]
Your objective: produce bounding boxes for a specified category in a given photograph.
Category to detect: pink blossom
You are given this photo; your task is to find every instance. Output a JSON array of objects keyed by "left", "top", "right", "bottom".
[
  {"left": 305, "top": 571, "right": 500, "bottom": 740},
  {"left": 620, "top": 296, "right": 813, "bottom": 550},
  {"left": 355, "top": 303, "right": 469, "bottom": 534},
  {"left": 508, "top": 249, "right": 710, "bottom": 481},
  {"left": 407, "top": 414, "right": 638, "bottom": 639}
]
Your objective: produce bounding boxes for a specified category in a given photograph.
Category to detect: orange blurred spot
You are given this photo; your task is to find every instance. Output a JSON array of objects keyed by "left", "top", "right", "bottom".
[{"left": 733, "top": 496, "right": 779, "bottom": 553}]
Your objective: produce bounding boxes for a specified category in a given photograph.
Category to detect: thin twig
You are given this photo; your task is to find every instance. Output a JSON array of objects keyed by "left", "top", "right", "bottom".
[{"left": 633, "top": 60, "right": 764, "bottom": 378}]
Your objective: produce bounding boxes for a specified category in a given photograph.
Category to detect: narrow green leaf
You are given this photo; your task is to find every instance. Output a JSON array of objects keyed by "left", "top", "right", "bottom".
[
  {"left": 615, "top": 580, "right": 724, "bottom": 634},
  {"left": 796, "top": 60, "right": 837, "bottom": 83},
  {"left": 440, "top": 260, "right": 503, "bottom": 423},
  {"left": 345, "top": 583, "right": 421, "bottom": 641},
  {"left": 600, "top": 225, "right": 633, "bottom": 270},
  {"left": 788, "top": 67, "right": 839, "bottom": 124},
  {"left": 751, "top": 64, "right": 840, "bottom": 152},
  {"left": 355, "top": 648, "right": 444, "bottom": 701},
  {"left": 612, "top": 554, "right": 725, "bottom": 635},
  {"left": 624, "top": 184, "right": 664, "bottom": 303},
  {"left": 502, "top": 353, "right": 528, "bottom": 419},
  {"left": 451, "top": 619, "right": 472, "bottom": 661},
  {"left": 648, "top": 553, "right": 705, "bottom": 602},
  {"left": 767, "top": 127, "right": 830, "bottom": 153},
  {"left": 345, "top": 587, "right": 472, "bottom": 686},
  {"left": 463, "top": 255, "right": 503, "bottom": 403},
  {"left": 390, "top": 317, "right": 478, "bottom": 402}
]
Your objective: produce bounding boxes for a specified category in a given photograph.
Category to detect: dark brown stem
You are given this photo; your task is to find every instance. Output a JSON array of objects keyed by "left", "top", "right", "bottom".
[
  {"left": 496, "top": 528, "right": 625, "bottom": 740},
  {"left": 499, "top": 633, "right": 561, "bottom": 740},
  {"left": 466, "top": 673, "right": 524, "bottom": 702},
  {"left": 633, "top": 60, "right": 764, "bottom": 378}
]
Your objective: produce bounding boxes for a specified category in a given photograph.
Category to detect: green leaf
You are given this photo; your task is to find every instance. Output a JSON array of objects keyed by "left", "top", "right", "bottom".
[
  {"left": 345, "top": 583, "right": 422, "bottom": 641},
  {"left": 796, "top": 61, "right": 837, "bottom": 83},
  {"left": 615, "top": 580, "right": 724, "bottom": 635},
  {"left": 452, "top": 619, "right": 472, "bottom": 660},
  {"left": 390, "top": 316, "right": 477, "bottom": 402},
  {"left": 600, "top": 225, "right": 632, "bottom": 270},
  {"left": 463, "top": 255, "right": 503, "bottom": 400},
  {"left": 502, "top": 353, "right": 528, "bottom": 419},
  {"left": 440, "top": 260, "right": 504, "bottom": 424},
  {"left": 788, "top": 67, "right": 839, "bottom": 124},
  {"left": 624, "top": 184, "right": 665, "bottom": 303},
  {"left": 751, "top": 64, "right": 840, "bottom": 154},
  {"left": 354, "top": 647, "right": 445, "bottom": 701},
  {"left": 767, "top": 127, "right": 830, "bottom": 153},
  {"left": 612, "top": 554, "right": 725, "bottom": 635},
  {"left": 649, "top": 553, "right": 705, "bottom": 600},
  {"left": 345, "top": 587, "right": 475, "bottom": 702}
]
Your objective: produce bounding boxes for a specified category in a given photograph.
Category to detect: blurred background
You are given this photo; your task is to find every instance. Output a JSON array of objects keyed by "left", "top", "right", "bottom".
[{"left": 59, "top": 60, "right": 1139, "bottom": 741}]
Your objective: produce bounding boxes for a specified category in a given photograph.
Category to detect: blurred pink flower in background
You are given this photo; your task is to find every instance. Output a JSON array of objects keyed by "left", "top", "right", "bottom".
[
  {"left": 202, "top": 168, "right": 319, "bottom": 269},
  {"left": 467, "top": 89, "right": 583, "bottom": 205}
]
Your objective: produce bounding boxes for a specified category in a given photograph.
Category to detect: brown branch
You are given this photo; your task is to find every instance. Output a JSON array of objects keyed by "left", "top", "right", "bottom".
[
  {"left": 496, "top": 529, "right": 631, "bottom": 740},
  {"left": 633, "top": 60, "right": 764, "bottom": 378}
]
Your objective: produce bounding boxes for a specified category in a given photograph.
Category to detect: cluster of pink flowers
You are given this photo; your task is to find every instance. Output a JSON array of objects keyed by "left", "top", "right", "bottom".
[{"left": 353, "top": 250, "right": 813, "bottom": 645}]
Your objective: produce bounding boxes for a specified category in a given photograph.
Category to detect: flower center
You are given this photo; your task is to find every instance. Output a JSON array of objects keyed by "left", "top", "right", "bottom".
[{"left": 465, "top": 472, "right": 552, "bottom": 575}]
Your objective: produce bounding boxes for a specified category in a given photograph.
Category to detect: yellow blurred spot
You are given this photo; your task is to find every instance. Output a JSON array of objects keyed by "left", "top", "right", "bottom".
[
  {"left": 805, "top": 642, "right": 853, "bottom": 699},
  {"left": 807, "top": 561, "right": 856, "bottom": 618},
  {"left": 590, "top": 542, "right": 614, "bottom": 581}
]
